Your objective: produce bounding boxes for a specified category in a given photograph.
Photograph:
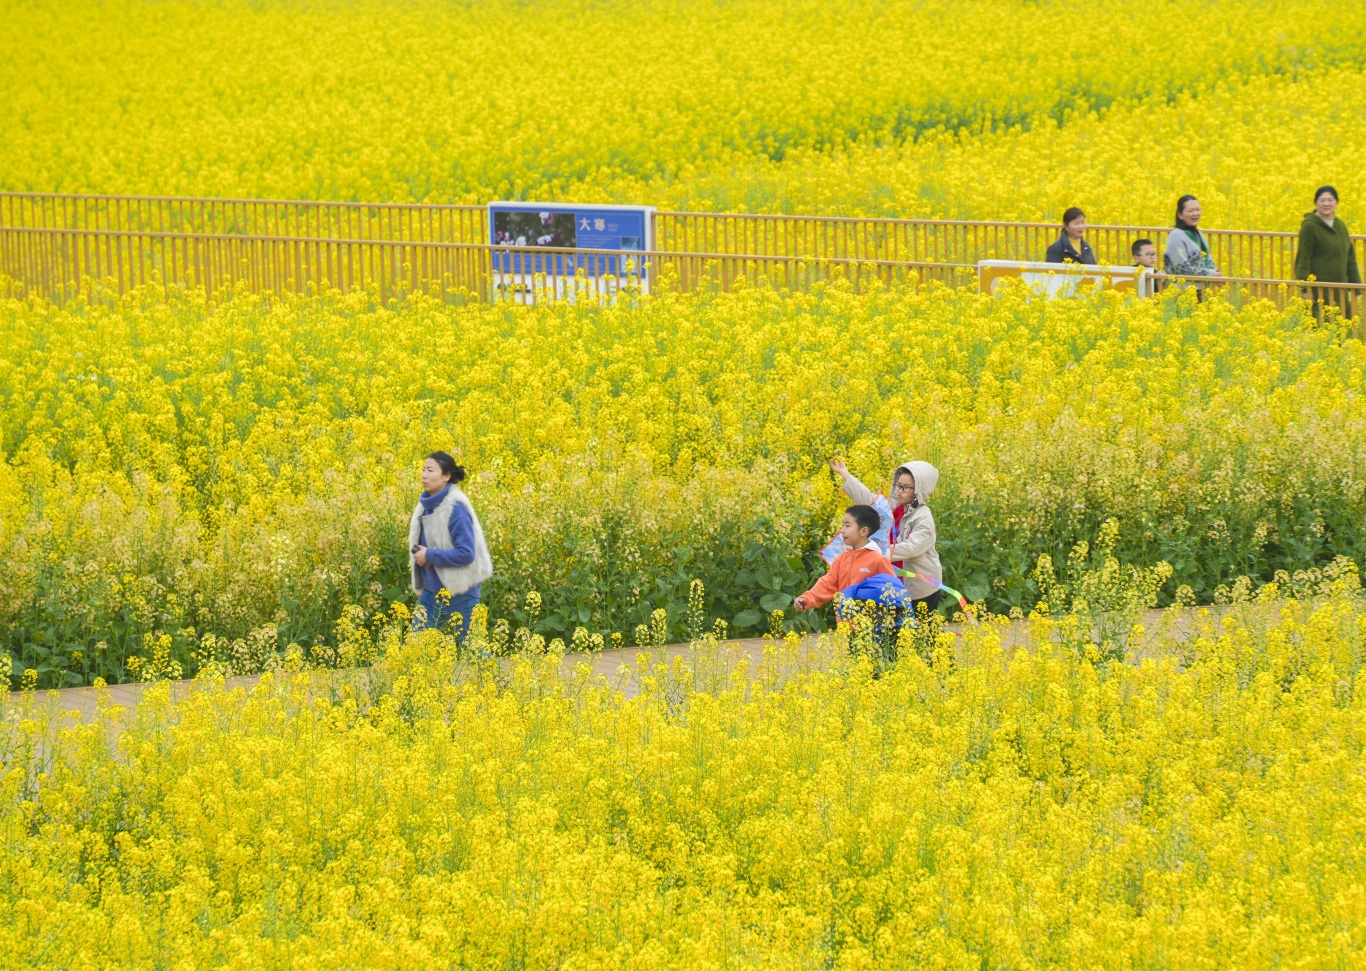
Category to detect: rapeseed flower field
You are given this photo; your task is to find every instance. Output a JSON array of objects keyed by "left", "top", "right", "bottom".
[
  {"left": 2, "top": 577, "right": 1364, "bottom": 968},
  {"left": 5, "top": 3, "right": 1366, "bottom": 965},
  {"left": 3, "top": 0, "right": 1366, "bottom": 228},
  {"left": 3, "top": 282, "right": 1364, "bottom": 687}
]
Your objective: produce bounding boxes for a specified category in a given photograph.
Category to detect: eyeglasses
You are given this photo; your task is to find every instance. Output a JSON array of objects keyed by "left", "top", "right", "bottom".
[{"left": 892, "top": 481, "right": 914, "bottom": 493}]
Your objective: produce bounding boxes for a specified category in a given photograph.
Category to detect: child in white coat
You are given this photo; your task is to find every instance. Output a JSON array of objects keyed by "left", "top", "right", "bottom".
[{"left": 829, "top": 457, "right": 943, "bottom": 613}]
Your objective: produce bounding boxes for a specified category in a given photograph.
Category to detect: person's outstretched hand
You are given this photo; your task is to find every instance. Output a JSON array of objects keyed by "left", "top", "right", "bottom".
[
  {"left": 829, "top": 458, "right": 849, "bottom": 477},
  {"left": 793, "top": 595, "right": 810, "bottom": 611}
]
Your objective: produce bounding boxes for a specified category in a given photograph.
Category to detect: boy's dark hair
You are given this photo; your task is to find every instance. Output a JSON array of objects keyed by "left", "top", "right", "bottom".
[
  {"left": 1131, "top": 238, "right": 1154, "bottom": 256},
  {"left": 426, "top": 450, "right": 467, "bottom": 484},
  {"left": 846, "top": 504, "right": 880, "bottom": 536}
]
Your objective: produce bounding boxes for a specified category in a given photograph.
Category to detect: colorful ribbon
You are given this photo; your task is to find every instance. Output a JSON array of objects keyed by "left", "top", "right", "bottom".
[{"left": 895, "top": 569, "right": 970, "bottom": 613}]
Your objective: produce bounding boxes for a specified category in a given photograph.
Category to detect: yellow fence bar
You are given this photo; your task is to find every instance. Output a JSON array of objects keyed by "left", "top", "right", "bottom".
[
  {"left": 653, "top": 211, "right": 1366, "bottom": 280},
  {"left": 2, "top": 197, "right": 1363, "bottom": 341},
  {"left": 1150, "top": 272, "right": 1364, "bottom": 326},
  {"left": 4, "top": 192, "right": 1363, "bottom": 283},
  {"left": 4, "top": 224, "right": 1362, "bottom": 341},
  {"left": 0, "top": 225, "right": 978, "bottom": 305},
  {"left": 0, "top": 193, "right": 488, "bottom": 244}
]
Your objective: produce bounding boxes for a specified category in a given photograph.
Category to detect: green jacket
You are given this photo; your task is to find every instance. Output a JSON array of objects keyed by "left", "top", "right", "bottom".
[{"left": 1294, "top": 212, "right": 1362, "bottom": 284}]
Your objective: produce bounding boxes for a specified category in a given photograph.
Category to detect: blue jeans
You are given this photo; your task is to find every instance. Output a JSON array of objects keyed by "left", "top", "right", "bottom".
[{"left": 414, "top": 588, "right": 480, "bottom": 643}]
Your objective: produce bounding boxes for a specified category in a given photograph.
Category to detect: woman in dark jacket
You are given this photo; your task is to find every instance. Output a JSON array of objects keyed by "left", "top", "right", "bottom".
[
  {"left": 1295, "top": 185, "right": 1362, "bottom": 320},
  {"left": 1045, "top": 207, "right": 1098, "bottom": 264}
]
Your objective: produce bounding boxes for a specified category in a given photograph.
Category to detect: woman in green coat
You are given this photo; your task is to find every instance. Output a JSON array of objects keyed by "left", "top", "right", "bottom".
[{"left": 1295, "top": 186, "right": 1362, "bottom": 320}]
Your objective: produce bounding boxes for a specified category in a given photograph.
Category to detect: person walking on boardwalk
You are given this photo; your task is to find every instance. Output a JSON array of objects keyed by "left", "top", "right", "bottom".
[
  {"left": 829, "top": 458, "right": 943, "bottom": 615},
  {"left": 1295, "top": 185, "right": 1361, "bottom": 321},
  {"left": 1163, "top": 195, "right": 1219, "bottom": 283},
  {"left": 409, "top": 451, "right": 493, "bottom": 641},
  {"left": 1045, "top": 208, "right": 1099, "bottom": 265}
]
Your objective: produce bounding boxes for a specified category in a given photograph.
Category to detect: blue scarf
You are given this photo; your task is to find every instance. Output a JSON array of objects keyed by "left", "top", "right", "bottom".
[{"left": 420, "top": 484, "right": 450, "bottom": 514}]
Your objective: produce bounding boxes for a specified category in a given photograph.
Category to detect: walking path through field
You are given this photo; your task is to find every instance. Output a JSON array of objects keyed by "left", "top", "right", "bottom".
[{"left": 6, "top": 606, "right": 1233, "bottom": 721}]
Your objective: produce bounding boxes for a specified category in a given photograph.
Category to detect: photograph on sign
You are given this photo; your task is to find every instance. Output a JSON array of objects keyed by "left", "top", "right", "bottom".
[
  {"left": 493, "top": 210, "right": 577, "bottom": 248},
  {"left": 487, "top": 202, "right": 655, "bottom": 303}
]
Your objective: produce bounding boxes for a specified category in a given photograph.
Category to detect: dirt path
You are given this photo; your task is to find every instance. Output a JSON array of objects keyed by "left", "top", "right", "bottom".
[{"left": 4, "top": 605, "right": 1233, "bottom": 721}]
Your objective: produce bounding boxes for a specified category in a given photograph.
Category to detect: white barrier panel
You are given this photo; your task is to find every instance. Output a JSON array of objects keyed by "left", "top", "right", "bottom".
[{"left": 978, "top": 260, "right": 1151, "bottom": 298}]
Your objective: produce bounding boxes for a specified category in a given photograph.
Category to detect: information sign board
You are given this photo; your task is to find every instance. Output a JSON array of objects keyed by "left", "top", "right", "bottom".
[{"left": 487, "top": 202, "right": 654, "bottom": 286}]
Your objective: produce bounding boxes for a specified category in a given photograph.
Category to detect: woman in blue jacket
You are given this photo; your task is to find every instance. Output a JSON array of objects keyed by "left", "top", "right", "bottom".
[{"left": 409, "top": 451, "right": 494, "bottom": 641}]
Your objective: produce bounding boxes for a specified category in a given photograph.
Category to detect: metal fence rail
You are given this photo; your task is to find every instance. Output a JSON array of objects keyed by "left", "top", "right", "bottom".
[
  {"left": 1149, "top": 272, "right": 1363, "bottom": 316},
  {"left": 5, "top": 192, "right": 1363, "bottom": 283},
  {"left": 3, "top": 223, "right": 1362, "bottom": 341},
  {"left": 654, "top": 212, "right": 1366, "bottom": 280},
  {"left": 0, "top": 225, "right": 976, "bottom": 305},
  {"left": 0, "top": 192, "right": 488, "bottom": 245},
  {"left": 2, "top": 193, "right": 1362, "bottom": 333}
]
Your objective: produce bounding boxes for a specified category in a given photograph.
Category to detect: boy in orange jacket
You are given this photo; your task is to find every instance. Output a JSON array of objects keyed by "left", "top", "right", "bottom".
[{"left": 794, "top": 505, "right": 908, "bottom": 614}]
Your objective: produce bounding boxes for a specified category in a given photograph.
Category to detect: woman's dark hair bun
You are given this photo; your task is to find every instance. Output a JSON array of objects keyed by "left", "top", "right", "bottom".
[{"left": 427, "top": 450, "right": 466, "bottom": 483}]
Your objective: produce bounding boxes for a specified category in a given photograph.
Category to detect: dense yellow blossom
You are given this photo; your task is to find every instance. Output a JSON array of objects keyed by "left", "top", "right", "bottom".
[
  {"left": 5, "top": 4, "right": 1366, "bottom": 964},
  {"left": 3, "top": 280, "right": 1364, "bottom": 686},
  {"left": 2, "top": 577, "right": 1363, "bottom": 968},
  {"left": 3, "top": 0, "right": 1366, "bottom": 230},
  {"left": 658, "top": 67, "right": 1366, "bottom": 228}
]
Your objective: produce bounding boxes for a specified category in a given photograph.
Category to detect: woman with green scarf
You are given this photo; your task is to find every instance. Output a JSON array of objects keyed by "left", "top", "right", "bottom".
[{"left": 1163, "top": 195, "right": 1220, "bottom": 281}]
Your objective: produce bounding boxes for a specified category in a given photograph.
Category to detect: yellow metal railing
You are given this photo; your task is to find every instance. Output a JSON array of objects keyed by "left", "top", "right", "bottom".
[
  {"left": 0, "top": 192, "right": 488, "bottom": 244},
  {"left": 6, "top": 191, "right": 1363, "bottom": 277},
  {"left": 1, "top": 192, "right": 1362, "bottom": 327},
  {"left": 653, "top": 211, "right": 1366, "bottom": 281},
  {"left": 0, "top": 225, "right": 977, "bottom": 304}
]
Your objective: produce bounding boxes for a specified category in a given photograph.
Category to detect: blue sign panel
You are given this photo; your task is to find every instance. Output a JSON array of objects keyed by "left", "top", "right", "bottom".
[{"left": 488, "top": 202, "right": 654, "bottom": 278}]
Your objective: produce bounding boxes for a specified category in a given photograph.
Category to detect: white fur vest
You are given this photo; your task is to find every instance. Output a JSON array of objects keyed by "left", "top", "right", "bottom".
[{"left": 408, "top": 486, "right": 494, "bottom": 596}]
